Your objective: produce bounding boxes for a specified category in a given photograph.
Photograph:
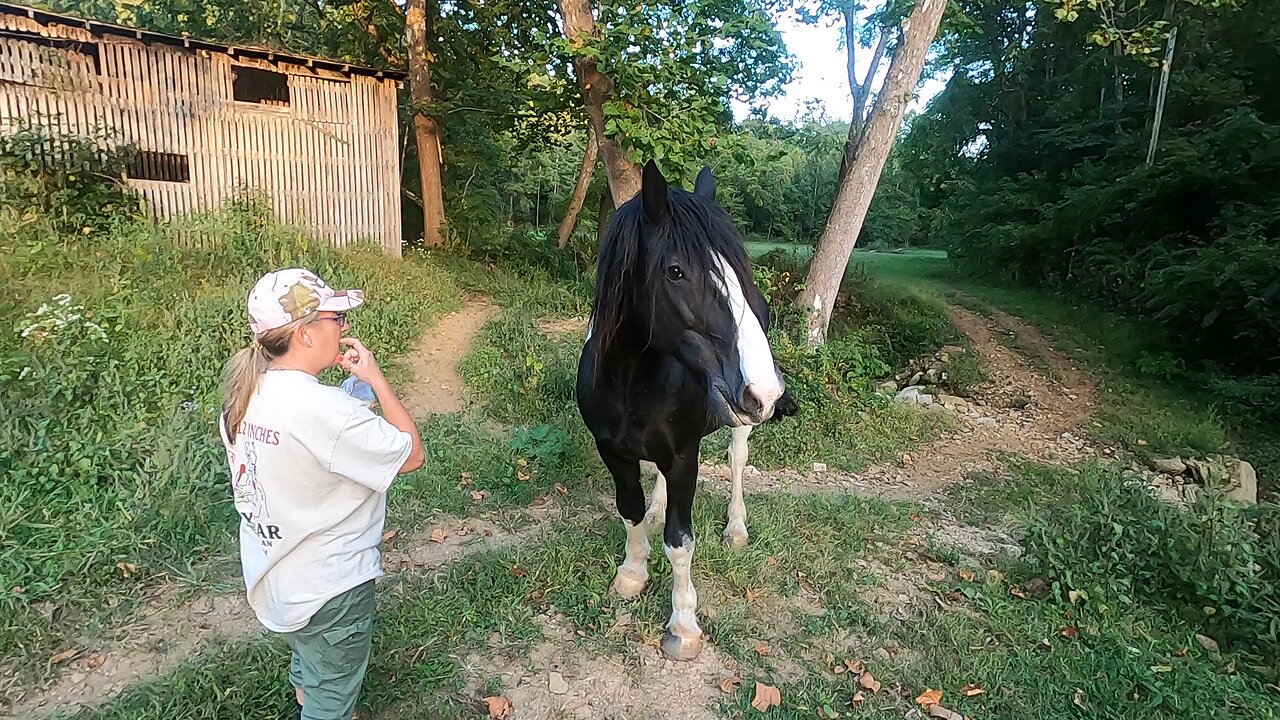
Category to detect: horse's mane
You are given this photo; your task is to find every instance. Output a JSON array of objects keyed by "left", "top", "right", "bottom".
[{"left": 590, "top": 186, "right": 754, "bottom": 371}]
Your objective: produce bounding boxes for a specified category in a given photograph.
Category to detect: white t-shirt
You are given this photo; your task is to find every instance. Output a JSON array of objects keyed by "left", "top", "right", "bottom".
[{"left": 218, "top": 369, "right": 412, "bottom": 633}]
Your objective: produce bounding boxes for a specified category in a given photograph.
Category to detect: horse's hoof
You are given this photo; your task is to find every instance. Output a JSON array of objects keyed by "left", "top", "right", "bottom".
[
  {"left": 723, "top": 527, "right": 748, "bottom": 550},
  {"left": 660, "top": 632, "right": 704, "bottom": 661},
  {"left": 611, "top": 570, "right": 647, "bottom": 599}
]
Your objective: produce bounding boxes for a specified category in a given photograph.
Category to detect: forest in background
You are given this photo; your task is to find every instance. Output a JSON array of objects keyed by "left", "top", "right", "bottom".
[{"left": 19, "top": 0, "right": 1280, "bottom": 401}]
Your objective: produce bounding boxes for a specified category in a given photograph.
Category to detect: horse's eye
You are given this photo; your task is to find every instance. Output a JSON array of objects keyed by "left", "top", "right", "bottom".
[{"left": 666, "top": 265, "right": 684, "bottom": 281}]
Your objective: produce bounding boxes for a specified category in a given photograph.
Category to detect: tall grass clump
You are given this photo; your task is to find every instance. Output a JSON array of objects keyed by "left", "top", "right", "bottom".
[{"left": 0, "top": 123, "right": 463, "bottom": 662}]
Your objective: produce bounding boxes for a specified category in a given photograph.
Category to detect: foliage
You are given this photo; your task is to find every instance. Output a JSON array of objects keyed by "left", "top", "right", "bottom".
[
  {"left": 0, "top": 116, "right": 141, "bottom": 233},
  {"left": 1019, "top": 460, "right": 1280, "bottom": 660},
  {"left": 900, "top": 0, "right": 1279, "bottom": 381}
]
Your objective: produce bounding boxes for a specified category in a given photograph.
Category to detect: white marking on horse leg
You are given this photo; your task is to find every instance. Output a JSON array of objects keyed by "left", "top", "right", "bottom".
[
  {"left": 610, "top": 518, "right": 649, "bottom": 599},
  {"left": 660, "top": 539, "right": 703, "bottom": 660},
  {"left": 724, "top": 425, "right": 751, "bottom": 550},
  {"left": 712, "top": 254, "right": 783, "bottom": 416},
  {"left": 644, "top": 469, "right": 668, "bottom": 529}
]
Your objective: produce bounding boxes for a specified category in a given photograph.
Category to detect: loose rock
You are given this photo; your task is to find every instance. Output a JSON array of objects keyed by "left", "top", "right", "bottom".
[
  {"left": 1147, "top": 457, "right": 1187, "bottom": 476},
  {"left": 548, "top": 671, "right": 568, "bottom": 695}
]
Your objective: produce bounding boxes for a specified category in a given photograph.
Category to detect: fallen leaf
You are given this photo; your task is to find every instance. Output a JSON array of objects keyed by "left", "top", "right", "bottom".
[
  {"left": 928, "top": 570, "right": 947, "bottom": 582},
  {"left": 1010, "top": 586, "right": 1028, "bottom": 599},
  {"left": 1195, "top": 634, "right": 1220, "bottom": 654},
  {"left": 554, "top": 483, "right": 568, "bottom": 494},
  {"left": 959, "top": 569, "right": 977, "bottom": 582},
  {"left": 1173, "top": 647, "right": 1189, "bottom": 658},
  {"left": 1072, "top": 688, "right": 1090, "bottom": 711},
  {"left": 516, "top": 470, "right": 531, "bottom": 481},
  {"left": 430, "top": 529, "right": 448, "bottom": 543},
  {"left": 858, "top": 673, "right": 882, "bottom": 693},
  {"left": 50, "top": 648, "right": 81, "bottom": 664},
  {"left": 755, "top": 644, "right": 772, "bottom": 657},
  {"left": 1061, "top": 627, "right": 1080, "bottom": 639},
  {"left": 844, "top": 659, "right": 865, "bottom": 675},
  {"left": 745, "top": 588, "right": 758, "bottom": 602},
  {"left": 817, "top": 704, "right": 841, "bottom": 719},
  {"left": 987, "top": 569, "right": 1006, "bottom": 582},
  {"left": 482, "top": 695, "right": 513, "bottom": 719},
  {"left": 470, "top": 490, "right": 489, "bottom": 501},
  {"left": 115, "top": 562, "right": 137, "bottom": 579},
  {"left": 530, "top": 496, "right": 550, "bottom": 508},
  {"left": 851, "top": 692, "right": 866, "bottom": 705},
  {"left": 1068, "top": 589, "right": 1086, "bottom": 604},
  {"left": 1150, "top": 664, "right": 1173, "bottom": 673},
  {"left": 86, "top": 653, "right": 105, "bottom": 670},
  {"left": 725, "top": 657, "right": 740, "bottom": 672},
  {"left": 718, "top": 676, "right": 742, "bottom": 694},
  {"left": 381, "top": 529, "right": 398, "bottom": 543},
  {"left": 509, "top": 565, "right": 527, "bottom": 577},
  {"left": 460, "top": 471, "right": 472, "bottom": 482},
  {"left": 928, "top": 704, "right": 965, "bottom": 720},
  {"left": 915, "top": 689, "right": 943, "bottom": 708},
  {"left": 751, "top": 682, "right": 781, "bottom": 711},
  {"left": 961, "top": 683, "right": 985, "bottom": 697}
]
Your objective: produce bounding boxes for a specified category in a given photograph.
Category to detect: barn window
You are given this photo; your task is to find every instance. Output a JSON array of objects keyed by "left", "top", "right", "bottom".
[
  {"left": 127, "top": 151, "right": 191, "bottom": 183},
  {"left": 231, "top": 66, "right": 291, "bottom": 106}
]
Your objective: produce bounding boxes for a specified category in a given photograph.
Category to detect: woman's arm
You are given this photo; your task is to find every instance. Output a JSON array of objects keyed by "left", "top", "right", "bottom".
[{"left": 338, "top": 337, "right": 425, "bottom": 473}]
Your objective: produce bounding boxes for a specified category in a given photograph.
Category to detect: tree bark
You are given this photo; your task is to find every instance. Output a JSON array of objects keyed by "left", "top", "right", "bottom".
[
  {"left": 596, "top": 186, "right": 613, "bottom": 243},
  {"left": 405, "top": 0, "right": 446, "bottom": 247},
  {"left": 796, "top": 0, "right": 948, "bottom": 346},
  {"left": 558, "top": 126, "right": 599, "bottom": 248},
  {"left": 558, "top": 0, "right": 641, "bottom": 206}
]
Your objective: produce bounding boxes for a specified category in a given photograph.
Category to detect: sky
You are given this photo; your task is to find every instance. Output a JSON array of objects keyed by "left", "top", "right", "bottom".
[{"left": 731, "top": 9, "right": 950, "bottom": 125}]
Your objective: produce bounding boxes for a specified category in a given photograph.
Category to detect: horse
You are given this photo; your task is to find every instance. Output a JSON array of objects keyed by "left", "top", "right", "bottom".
[{"left": 576, "top": 160, "right": 797, "bottom": 661}]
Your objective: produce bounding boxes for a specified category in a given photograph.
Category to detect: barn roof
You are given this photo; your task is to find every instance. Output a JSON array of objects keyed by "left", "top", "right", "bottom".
[{"left": 0, "top": 1, "right": 408, "bottom": 81}]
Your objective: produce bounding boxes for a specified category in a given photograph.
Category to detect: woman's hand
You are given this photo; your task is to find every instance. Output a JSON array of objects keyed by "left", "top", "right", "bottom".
[{"left": 337, "top": 337, "right": 386, "bottom": 386}]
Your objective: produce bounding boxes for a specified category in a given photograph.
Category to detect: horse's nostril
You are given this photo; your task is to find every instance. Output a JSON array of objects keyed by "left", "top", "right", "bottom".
[{"left": 739, "top": 387, "right": 763, "bottom": 416}]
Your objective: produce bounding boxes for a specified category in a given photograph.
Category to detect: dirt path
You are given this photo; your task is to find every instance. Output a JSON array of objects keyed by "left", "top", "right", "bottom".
[
  {"left": 397, "top": 297, "right": 496, "bottom": 417},
  {"left": 704, "top": 304, "right": 1100, "bottom": 503}
]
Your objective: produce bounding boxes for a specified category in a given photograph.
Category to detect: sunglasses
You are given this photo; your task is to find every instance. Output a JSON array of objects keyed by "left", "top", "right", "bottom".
[{"left": 316, "top": 312, "right": 348, "bottom": 327}]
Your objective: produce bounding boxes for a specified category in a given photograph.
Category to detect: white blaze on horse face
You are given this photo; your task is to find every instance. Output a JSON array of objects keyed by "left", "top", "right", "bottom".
[{"left": 712, "top": 253, "right": 784, "bottom": 417}]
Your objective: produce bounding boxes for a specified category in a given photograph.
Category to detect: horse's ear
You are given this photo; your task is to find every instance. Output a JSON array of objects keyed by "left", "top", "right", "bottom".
[
  {"left": 694, "top": 166, "right": 717, "bottom": 200},
  {"left": 642, "top": 159, "right": 669, "bottom": 221}
]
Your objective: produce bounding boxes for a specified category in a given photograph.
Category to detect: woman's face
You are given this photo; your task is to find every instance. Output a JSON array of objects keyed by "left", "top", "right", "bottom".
[{"left": 306, "top": 311, "right": 349, "bottom": 367}]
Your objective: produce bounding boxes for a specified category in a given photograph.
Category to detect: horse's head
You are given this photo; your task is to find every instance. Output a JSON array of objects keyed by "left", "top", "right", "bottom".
[{"left": 591, "top": 160, "right": 787, "bottom": 427}]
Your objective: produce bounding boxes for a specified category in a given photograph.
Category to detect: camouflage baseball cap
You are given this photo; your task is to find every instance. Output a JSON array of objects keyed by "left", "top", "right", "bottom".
[{"left": 246, "top": 268, "right": 364, "bottom": 334}]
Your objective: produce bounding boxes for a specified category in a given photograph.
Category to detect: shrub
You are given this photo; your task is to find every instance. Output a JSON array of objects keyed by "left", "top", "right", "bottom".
[{"left": 1023, "top": 461, "right": 1280, "bottom": 658}]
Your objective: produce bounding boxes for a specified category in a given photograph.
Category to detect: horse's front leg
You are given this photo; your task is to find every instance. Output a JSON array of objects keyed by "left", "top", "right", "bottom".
[
  {"left": 659, "top": 450, "right": 704, "bottom": 661},
  {"left": 723, "top": 425, "right": 752, "bottom": 550},
  {"left": 600, "top": 445, "right": 650, "bottom": 599}
]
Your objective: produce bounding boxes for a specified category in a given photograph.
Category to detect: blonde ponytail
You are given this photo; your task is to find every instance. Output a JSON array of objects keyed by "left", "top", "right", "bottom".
[{"left": 221, "top": 317, "right": 311, "bottom": 441}]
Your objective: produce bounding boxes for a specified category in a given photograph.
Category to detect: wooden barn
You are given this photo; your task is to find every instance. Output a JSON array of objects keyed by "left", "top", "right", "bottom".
[{"left": 0, "top": 2, "right": 407, "bottom": 256}]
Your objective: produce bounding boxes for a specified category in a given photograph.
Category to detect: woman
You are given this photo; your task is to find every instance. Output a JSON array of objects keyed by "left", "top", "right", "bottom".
[{"left": 219, "top": 267, "right": 425, "bottom": 720}]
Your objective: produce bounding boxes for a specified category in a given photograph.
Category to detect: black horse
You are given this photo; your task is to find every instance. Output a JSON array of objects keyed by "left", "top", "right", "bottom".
[{"left": 576, "top": 160, "right": 796, "bottom": 661}]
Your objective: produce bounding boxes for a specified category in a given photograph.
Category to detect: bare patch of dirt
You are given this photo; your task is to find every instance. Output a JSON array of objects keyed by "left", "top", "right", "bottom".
[
  {"left": 398, "top": 297, "right": 496, "bottom": 417},
  {"left": 460, "top": 613, "right": 731, "bottom": 720},
  {"left": 537, "top": 316, "right": 589, "bottom": 340}
]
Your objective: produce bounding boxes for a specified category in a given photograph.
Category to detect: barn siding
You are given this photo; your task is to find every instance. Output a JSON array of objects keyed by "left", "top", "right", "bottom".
[{"left": 0, "top": 14, "right": 403, "bottom": 257}]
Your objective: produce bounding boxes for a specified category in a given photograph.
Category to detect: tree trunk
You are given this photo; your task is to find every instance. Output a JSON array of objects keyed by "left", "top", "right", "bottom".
[
  {"left": 405, "top": 0, "right": 446, "bottom": 247},
  {"left": 795, "top": 0, "right": 948, "bottom": 346},
  {"left": 558, "top": 0, "right": 641, "bottom": 206},
  {"left": 558, "top": 126, "right": 599, "bottom": 248},
  {"left": 596, "top": 187, "right": 613, "bottom": 243}
]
